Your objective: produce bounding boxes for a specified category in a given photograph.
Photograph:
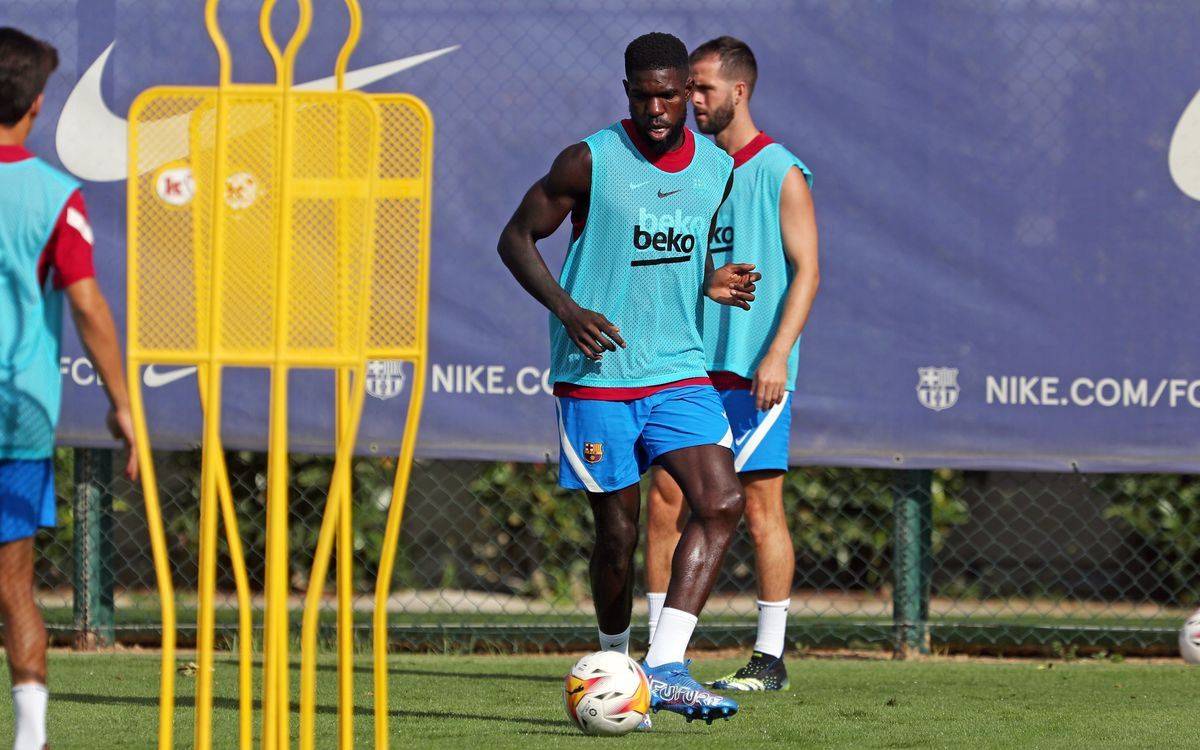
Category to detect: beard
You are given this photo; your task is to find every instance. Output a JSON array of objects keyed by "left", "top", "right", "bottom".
[
  {"left": 630, "top": 111, "right": 687, "bottom": 154},
  {"left": 695, "top": 96, "right": 734, "bottom": 135}
]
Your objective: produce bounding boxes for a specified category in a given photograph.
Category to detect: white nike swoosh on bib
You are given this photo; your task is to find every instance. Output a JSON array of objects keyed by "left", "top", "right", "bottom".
[
  {"left": 143, "top": 365, "right": 198, "bottom": 388},
  {"left": 56, "top": 43, "right": 459, "bottom": 183},
  {"left": 1170, "top": 88, "right": 1200, "bottom": 200}
]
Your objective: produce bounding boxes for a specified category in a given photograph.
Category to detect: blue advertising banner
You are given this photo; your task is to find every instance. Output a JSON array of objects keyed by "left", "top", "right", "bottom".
[{"left": 10, "top": 1, "right": 1200, "bottom": 470}]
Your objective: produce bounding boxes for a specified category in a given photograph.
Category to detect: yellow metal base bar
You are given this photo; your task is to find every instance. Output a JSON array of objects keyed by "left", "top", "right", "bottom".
[
  {"left": 372, "top": 359, "right": 426, "bottom": 749},
  {"left": 128, "top": 366, "right": 177, "bottom": 750},
  {"left": 197, "top": 362, "right": 255, "bottom": 750},
  {"left": 298, "top": 367, "right": 368, "bottom": 749},
  {"left": 194, "top": 364, "right": 225, "bottom": 749},
  {"left": 264, "top": 366, "right": 292, "bottom": 750},
  {"left": 336, "top": 368, "right": 356, "bottom": 750}
]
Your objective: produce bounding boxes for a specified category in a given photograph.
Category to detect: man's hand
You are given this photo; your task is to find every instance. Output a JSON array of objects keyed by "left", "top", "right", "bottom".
[
  {"left": 706, "top": 263, "right": 760, "bottom": 309},
  {"left": 752, "top": 351, "right": 789, "bottom": 411},
  {"left": 106, "top": 406, "right": 139, "bottom": 481},
  {"left": 558, "top": 301, "right": 626, "bottom": 360}
]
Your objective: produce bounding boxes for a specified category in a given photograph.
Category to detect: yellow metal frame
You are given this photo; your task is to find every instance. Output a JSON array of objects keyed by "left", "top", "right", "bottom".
[
  {"left": 126, "top": 1, "right": 432, "bottom": 748},
  {"left": 365, "top": 92, "right": 434, "bottom": 750}
]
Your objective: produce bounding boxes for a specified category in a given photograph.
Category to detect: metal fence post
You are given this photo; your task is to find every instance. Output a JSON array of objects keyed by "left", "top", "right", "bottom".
[
  {"left": 892, "top": 469, "right": 932, "bottom": 658},
  {"left": 73, "top": 448, "right": 115, "bottom": 648}
]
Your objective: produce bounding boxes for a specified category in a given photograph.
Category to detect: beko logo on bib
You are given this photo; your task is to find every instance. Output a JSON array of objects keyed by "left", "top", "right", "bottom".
[
  {"left": 631, "top": 208, "right": 705, "bottom": 264},
  {"left": 710, "top": 225, "right": 734, "bottom": 253}
]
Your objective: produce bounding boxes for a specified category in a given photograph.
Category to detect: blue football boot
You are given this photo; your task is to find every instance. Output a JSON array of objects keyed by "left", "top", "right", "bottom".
[{"left": 640, "top": 659, "right": 738, "bottom": 724}]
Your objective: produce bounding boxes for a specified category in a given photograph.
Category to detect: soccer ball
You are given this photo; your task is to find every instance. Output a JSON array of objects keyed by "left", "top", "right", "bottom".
[
  {"left": 562, "top": 651, "right": 650, "bottom": 736},
  {"left": 1179, "top": 608, "right": 1200, "bottom": 664}
]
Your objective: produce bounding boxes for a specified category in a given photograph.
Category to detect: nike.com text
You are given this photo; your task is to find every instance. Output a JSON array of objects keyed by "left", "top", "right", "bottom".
[
  {"left": 432, "top": 365, "right": 552, "bottom": 395},
  {"left": 986, "top": 376, "right": 1200, "bottom": 408}
]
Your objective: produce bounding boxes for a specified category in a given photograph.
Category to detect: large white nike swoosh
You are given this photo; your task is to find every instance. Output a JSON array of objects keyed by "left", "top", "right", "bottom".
[
  {"left": 143, "top": 365, "right": 198, "bottom": 388},
  {"left": 1169, "top": 89, "right": 1200, "bottom": 201},
  {"left": 56, "top": 43, "right": 460, "bottom": 183}
]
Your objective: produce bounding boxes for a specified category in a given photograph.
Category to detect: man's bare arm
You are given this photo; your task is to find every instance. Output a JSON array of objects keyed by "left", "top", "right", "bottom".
[
  {"left": 752, "top": 167, "right": 820, "bottom": 411},
  {"left": 704, "top": 170, "right": 734, "bottom": 279},
  {"left": 497, "top": 143, "right": 625, "bottom": 360},
  {"left": 705, "top": 171, "right": 759, "bottom": 309},
  {"left": 65, "top": 278, "right": 138, "bottom": 480}
]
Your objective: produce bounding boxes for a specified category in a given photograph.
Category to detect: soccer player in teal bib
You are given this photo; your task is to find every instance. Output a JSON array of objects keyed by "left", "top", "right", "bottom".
[
  {"left": 645, "top": 37, "right": 820, "bottom": 693},
  {"left": 0, "top": 27, "right": 138, "bottom": 750},
  {"left": 499, "top": 32, "right": 760, "bottom": 725}
]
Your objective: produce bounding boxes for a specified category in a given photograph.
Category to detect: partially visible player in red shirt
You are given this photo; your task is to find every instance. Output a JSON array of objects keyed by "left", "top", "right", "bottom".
[{"left": 0, "top": 26, "right": 137, "bottom": 750}]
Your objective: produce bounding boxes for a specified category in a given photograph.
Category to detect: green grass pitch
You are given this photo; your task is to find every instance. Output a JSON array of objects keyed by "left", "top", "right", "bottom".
[{"left": 2, "top": 651, "right": 1197, "bottom": 748}]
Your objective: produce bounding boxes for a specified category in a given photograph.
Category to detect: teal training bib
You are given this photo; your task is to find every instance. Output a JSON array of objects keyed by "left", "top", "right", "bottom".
[
  {"left": 703, "top": 141, "right": 811, "bottom": 389},
  {"left": 0, "top": 157, "right": 78, "bottom": 458},
  {"left": 550, "top": 123, "right": 733, "bottom": 388}
]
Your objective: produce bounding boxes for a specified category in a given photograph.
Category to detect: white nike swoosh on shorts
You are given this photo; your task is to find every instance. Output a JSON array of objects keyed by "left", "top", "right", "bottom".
[{"left": 733, "top": 397, "right": 789, "bottom": 472}]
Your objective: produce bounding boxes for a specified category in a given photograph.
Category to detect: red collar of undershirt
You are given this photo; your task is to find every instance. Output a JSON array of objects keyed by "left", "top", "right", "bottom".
[
  {"left": 0, "top": 145, "right": 34, "bottom": 163},
  {"left": 730, "top": 132, "right": 775, "bottom": 169},
  {"left": 620, "top": 119, "right": 694, "bottom": 173}
]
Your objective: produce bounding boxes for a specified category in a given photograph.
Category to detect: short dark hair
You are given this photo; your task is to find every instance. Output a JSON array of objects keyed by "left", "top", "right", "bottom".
[
  {"left": 690, "top": 36, "right": 758, "bottom": 98},
  {"left": 625, "top": 32, "right": 689, "bottom": 79},
  {"left": 0, "top": 27, "right": 58, "bottom": 126}
]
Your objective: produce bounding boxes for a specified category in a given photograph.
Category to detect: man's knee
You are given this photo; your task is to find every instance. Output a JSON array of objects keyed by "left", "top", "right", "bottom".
[
  {"left": 647, "top": 496, "right": 684, "bottom": 537},
  {"left": 594, "top": 520, "right": 639, "bottom": 563},
  {"left": 691, "top": 482, "right": 745, "bottom": 525},
  {"left": 648, "top": 470, "right": 684, "bottom": 511},
  {"left": 0, "top": 573, "right": 34, "bottom": 612},
  {"left": 0, "top": 591, "right": 36, "bottom": 632},
  {"left": 744, "top": 496, "right": 788, "bottom": 541}
]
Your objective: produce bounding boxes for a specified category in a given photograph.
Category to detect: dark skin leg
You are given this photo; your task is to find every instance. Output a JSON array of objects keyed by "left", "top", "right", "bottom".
[
  {"left": 587, "top": 483, "right": 642, "bottom": 635},
  {"left": 0, "top": 537, "right": 47, "bottom": 685},
  {"left": 656, "top": 444, "right": 745, "bottom": 614},
  {"left": 588, "top": 444, "right": 744, "bottom": 631}
]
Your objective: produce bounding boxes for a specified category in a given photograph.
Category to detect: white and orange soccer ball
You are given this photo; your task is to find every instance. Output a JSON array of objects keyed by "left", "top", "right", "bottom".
[
  {"left": 562, "top": 651, "right": 651, "bottom": 736},
  {"left": 1179, "top": 608, "right": 1200, "bottom": 664}
]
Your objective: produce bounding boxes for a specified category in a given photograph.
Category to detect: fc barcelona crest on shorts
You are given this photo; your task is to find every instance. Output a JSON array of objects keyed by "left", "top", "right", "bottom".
[{"left": 583, "top": 442, "right": 604, "bottom": 464}]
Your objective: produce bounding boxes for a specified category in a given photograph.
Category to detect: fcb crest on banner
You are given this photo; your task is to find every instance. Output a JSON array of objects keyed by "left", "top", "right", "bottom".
[
  {"left": 366, "top": 360, "right": 406, "bottom": 400},
  {"left": 917, "top": 367, "right": 959, "bottom": 411},
  {"left": 583, "top": 442, "right": 604, "bottom": 464}
]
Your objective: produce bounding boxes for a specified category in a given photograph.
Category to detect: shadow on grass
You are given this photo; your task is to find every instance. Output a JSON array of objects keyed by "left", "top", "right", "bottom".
[
  {"left": 53, "top": 692, "right": 563, "bottom": 727},
  {"left": 217, "top": 658, "right": 562, "bottom": 684},
  {"left": 313, "top": 662, "right": 562, "bottom": 684}
]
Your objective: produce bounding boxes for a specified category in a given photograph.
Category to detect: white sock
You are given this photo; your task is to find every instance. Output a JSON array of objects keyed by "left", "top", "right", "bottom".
[
  {"left": 598, "top": 626, "right": 630, "bottom": 655},
  {"left": 643, "top": 607, "right": 697, "bottom": 668},
  {"left": 753, "top": 598, "right": 790, "bottom": 659},
  {"left": 646, "top": 592, "right": 666, "bottom": 644},
  {"left": 12, "top": 683, "right": 48, "bottom": 750}
]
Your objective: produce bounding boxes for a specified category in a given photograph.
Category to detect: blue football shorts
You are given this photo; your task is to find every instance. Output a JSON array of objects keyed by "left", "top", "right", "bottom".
[
  {"left": 720, "top": 389, "right": 793, "bottom": 473},
  {"left": 0, "top": 458, "right": 56, "bottom": 544},
  {"left": 556, "top": 384, "right": 733, "bottom": 493}
]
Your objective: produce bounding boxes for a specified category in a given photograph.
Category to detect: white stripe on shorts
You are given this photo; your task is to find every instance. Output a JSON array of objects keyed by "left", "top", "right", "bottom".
[
  {"left": 556, "top": 397, "right": 603, "bottom": 493},
  {"left": 733, "top": 395, "right": 789, "bottom": 472}
]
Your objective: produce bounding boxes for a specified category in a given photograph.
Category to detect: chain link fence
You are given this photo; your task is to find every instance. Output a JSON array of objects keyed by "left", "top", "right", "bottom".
[{"left": 35, "top": 449, "right": 1198, "bottom": 657}]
